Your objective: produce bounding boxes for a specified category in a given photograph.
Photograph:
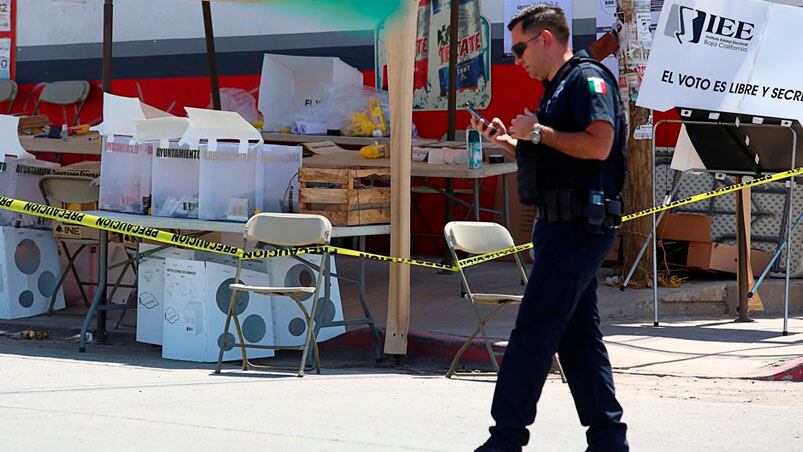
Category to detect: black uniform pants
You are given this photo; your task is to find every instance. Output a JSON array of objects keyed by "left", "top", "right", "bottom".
[{"left": 486, "top": 221, "right": 628, "bottom": 451}]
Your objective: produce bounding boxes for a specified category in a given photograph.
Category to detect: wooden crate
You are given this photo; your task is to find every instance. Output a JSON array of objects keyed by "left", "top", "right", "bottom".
[{"left": 299, "top": 167, "right": 391, "bottom": 226}]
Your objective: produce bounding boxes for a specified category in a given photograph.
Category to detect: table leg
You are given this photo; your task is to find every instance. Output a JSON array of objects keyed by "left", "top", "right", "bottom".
[
  {"left": 473, "top": 179, "right": 481, "bottom": 221},
  {"left": 80, "top": 230, "right": 108, "bottom": 352},
  {"left": 502, "top": 174, "right": 511, "bottom": 228}
]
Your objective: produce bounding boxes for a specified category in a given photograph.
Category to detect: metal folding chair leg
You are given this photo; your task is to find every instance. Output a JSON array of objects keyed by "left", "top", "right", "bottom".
[
  {"left": 446, "top": 303, "right": 506, "bottom": 378},
  {"left": 217, "top": 291, "right": 323, "bottom": 378}
]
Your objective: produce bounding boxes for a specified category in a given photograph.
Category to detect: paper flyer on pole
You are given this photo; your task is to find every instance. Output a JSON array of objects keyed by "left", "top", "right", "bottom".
[
  {"left": 0, "top": 0, "right": 10, "bottom": 32},
  {"left": 0, "top": 39, "right": 9, "bottom": 80},
  {"left": 637, "top": 0, "right": 803, "bottom": 123}
]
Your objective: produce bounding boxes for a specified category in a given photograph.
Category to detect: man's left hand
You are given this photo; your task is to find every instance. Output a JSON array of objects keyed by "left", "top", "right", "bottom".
[{"left": 509, "top": 108, "right": 540, "bottom": 140}]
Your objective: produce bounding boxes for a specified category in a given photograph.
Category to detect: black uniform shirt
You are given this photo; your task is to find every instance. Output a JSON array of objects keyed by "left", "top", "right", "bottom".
[{"left": 515, "top": 54, "right": 626, "bottom": 205}]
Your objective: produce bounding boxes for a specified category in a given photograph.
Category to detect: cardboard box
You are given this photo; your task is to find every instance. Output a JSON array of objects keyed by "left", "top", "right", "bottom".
[
  {"left": 258, "top": 54, "right": 363, "bottom": 132},
  {"left": 686, "top": 241, "right": 772, "bottom": 276},
  {"left": 302, "top": 141, "right": 346, "bottom": 157},
  {"left": 0, "top": 227, "right": 65, "bottom": 319},
  {"left": 162, "top": 258, "right": 276, "bottom": 363},
  {"left": 136, "top": 244, "right": 196, "bottom": 345},
  {"left": 269, "top": 255, "right": 346, "bottom": 345},
  {"left": 658, "top": 212, "right": 712, "bottom": 243}
]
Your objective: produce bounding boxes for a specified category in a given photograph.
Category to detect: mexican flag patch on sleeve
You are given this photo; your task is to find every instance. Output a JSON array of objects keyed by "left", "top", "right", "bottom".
[{"left": 588, "top": 77, "right": 608, "bottom": 94}]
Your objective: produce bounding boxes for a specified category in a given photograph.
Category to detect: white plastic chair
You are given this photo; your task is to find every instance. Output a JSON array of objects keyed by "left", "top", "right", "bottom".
[
  {"left": 444, "top": 221, "right": 565, "bottom": 381},
  {"left": 215, "top": 213, "right": 332, "bottom": 378}
]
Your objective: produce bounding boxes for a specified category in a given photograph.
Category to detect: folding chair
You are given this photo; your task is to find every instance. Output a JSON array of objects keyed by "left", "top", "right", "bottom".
[
  {"left": 40, "top": 174, "right": 140, "bottom": 320},
  {"left": 39, "top": 175, "right": 99, "bottom": 314},
  {"left": 444, "top": 221, "right": 565, "bottom": 381},
  {"left": 0, "top": 80, "right": 18, "bottom": 114},
  {"left": 33, "top": 81, "right": 91, "bottom": 126},
  {"left": 215, "top": 213, "right": 332, "bottom": 378}
]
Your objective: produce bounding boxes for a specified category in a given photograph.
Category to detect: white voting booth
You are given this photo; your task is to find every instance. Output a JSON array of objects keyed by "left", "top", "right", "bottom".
[
  {"left": 0, "top": 115, "right": 65, "bottom": 319},
  {"left": 637, "top": 0, "right": 803, "bottom": 331}
]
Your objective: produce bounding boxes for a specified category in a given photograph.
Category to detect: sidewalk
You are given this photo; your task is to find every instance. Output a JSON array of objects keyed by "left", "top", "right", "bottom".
[{"left": 1, "top": 259, "right": 801, "bottom": 381}]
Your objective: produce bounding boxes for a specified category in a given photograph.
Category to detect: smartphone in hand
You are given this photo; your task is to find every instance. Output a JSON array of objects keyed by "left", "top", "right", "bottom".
[{"left": 464, "top": 102, "right": 498, "bottom": 135}]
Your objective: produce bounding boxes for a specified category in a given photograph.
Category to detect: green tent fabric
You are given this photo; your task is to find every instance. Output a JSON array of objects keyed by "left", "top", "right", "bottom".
[{"left": 205, "top": 0, "right": 403, "bottom": 23}]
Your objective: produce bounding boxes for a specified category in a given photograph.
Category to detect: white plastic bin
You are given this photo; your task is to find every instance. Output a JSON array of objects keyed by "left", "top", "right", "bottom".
[
  {"left": 257, "top": 144, "right": 302, "bottom": 213},
  {"left": 151, "top": 141, "right": 200, "bottom": 218},
  {"left": 198, "top": 142, "right": 258, "bottom": 221},
  {"left": 99, "top": 136, "right": 154, "bottom": 214},
  {"left": 0, "top": 157, "right": 60, "bottom": 227}
]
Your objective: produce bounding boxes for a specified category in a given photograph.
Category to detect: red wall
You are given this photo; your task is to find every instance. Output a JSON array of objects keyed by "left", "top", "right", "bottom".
[{"left": 10, "top": 63, "right": 679, "bottom": 255}]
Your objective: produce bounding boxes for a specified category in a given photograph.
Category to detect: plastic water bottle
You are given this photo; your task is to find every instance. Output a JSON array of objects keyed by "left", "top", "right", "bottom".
[{"left": 467, "top": 129, "right": 483, "bottom": 169}]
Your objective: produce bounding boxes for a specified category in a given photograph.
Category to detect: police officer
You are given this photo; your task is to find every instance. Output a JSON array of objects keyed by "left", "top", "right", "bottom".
[{"left": 471, "top": 4, "right": 629, "bottom": 452}]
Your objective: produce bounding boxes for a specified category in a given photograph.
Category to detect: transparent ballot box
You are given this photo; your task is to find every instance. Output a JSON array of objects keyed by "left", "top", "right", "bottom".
[
  {"left": 198, "top": 142, "right": 258, "bottom": 222},
  {"left": 0, "top": 157, "right": 60, "bottom": 227},
  {"left": 99, "top": 136, "right": 153, "bottom": 214},
  {"left": 151, "top": 141, "right": 200, "bottom": 219},
  {"left": 257, "top": 144, "right": 302, "bottom": 213}
]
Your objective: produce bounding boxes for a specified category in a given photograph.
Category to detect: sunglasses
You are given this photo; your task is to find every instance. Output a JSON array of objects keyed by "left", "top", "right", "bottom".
[{"left": 511, "top": 34, "right": 543, "bottom": 58}]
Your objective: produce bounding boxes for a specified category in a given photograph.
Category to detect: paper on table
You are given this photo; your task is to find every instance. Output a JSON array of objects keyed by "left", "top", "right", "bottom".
[{"left": 0, "top": 115, "right": 36, "bottom": 161}]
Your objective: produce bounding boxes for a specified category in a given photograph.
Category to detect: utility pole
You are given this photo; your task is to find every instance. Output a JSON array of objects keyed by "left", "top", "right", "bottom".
[{"left": 617, "top": 0, "right": 654, "bottom": 285}]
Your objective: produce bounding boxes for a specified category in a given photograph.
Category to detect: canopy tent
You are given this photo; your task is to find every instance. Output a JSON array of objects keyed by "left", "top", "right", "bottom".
[{"left": 99, "top": 0, "right": 424, "bottom": 354}]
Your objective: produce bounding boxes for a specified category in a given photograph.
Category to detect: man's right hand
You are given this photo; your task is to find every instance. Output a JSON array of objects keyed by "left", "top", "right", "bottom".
[{"left": 470, "top": 117, "right": 517, "bottom": 155}]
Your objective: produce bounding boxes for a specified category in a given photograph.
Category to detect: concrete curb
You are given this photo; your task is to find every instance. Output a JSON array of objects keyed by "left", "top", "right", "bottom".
[
  {"left": 319, "top": 328, "right": 503, "bottom": 370},
  {"left": 747, "top": 357, "right": 803, "bottom": 382}
]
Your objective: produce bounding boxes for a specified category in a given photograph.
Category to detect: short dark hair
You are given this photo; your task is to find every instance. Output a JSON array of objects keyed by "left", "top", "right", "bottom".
[{"left": 507, "top": 3, "right": 570, "bottom": 45}]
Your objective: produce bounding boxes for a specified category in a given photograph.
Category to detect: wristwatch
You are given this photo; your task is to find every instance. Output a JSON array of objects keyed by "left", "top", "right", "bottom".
[{"left": 530, "top": 124, "right": 545, "bottom": 145}]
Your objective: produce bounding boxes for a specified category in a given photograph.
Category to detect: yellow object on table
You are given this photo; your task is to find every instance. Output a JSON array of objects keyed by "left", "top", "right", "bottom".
[
  {"left": 345, "top": 98, "right": 388, "bottom": 137},
  {"left": 359, "top": 144, "right": 386, "bottom": 159}
]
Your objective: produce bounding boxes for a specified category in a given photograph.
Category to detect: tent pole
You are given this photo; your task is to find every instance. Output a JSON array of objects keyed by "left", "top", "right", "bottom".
[
  {"left": 102, "top": 0, "right": 113, "bottom": 93},
  {"left": 385, "top": 0, "right": 417, "bottom": 356},
  {"left": 202, "top": 1, "right": 222, "bottom": 110}
]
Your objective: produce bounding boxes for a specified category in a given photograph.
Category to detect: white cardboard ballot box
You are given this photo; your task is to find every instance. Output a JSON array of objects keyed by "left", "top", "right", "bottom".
[
  {"left": 258, "top": 54, "right": 363, "bottom": 132},
  {"left": 268, "top": 255, "right": 346, "bottom": 346},
  {"left": 162, "top": 258, "right": 276, "bottom": 363},
  {"left": 136, "top": 244, "right": 196, "bottom": 345},
  {"left": 0, "top": 227, "right": 65, "bottom": 319}
]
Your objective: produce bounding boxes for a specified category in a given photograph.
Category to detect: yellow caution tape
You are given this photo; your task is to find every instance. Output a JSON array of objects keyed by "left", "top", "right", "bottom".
[
  {"left": 0, "top": 196, "right": 244, "bottom": 258},
  {"left": 0, "top": 196, "right": 458, "bottom": 271},
  {"left": 1, "top": 166, "right": 800, "bottom": 272},
  {"left": 621, "top": 167, "right": 803, "bottom": 222}
]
